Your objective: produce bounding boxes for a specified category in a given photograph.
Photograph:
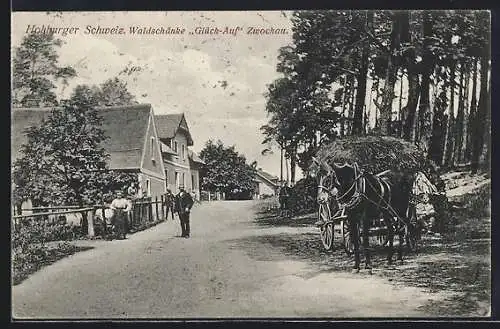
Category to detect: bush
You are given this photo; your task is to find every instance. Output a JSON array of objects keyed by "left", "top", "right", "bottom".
[{"left": 287, "top": 176, "right": 318, "bottom": 215}]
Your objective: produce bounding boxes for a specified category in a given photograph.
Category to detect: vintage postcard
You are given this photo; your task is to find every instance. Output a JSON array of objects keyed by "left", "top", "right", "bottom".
[{"left": 11, "top": 11, "right": 491, "bottom": 319}]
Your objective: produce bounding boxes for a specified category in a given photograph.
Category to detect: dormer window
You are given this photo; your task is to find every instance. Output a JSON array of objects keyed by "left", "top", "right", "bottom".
[
  {"left": 182, "top": 144, "right": 186, "bottom": 160},
  {"left": 150, "top": 137, "right": 156, "bottom": 162}
]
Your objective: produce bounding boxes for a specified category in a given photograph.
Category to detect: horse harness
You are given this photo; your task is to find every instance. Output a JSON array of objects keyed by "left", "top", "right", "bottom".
[{"left": 318, "top": 163, "right": 411, "bottom": 228}]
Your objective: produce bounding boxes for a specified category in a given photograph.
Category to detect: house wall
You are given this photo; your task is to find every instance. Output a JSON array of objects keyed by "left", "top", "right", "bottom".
[
  {"left": 141, "top": 115, "right": 166, "bottom": 178},
  {"left": 163, "top": 160, "right": 192, "bottom": 194},
  {"left": 162, "top": 128, "right": 201, "bottom": 196},
  {"left": 138, "top": 173, "right": 165, "bottom": 199},
  {"left": 258, "top": 180, "right": 276, "bottom": 196},
  {"left": 169, "top": 131, "right": 190, "bottom": 167},
  {"left": 190, "top": 167, "right": 200, "bottom": 200}
]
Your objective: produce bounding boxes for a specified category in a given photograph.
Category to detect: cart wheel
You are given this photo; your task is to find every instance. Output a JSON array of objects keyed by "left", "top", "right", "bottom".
[
  {"left": 341, "top": 219, "right": 356, "bottom": 256},
  {"left": 318, "top": 203, "right": 334, "bottom": 251}
]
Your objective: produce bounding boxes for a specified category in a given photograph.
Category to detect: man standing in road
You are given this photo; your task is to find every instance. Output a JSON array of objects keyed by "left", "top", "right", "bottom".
[{"left": 174, "top": 185, "right": 194, "bottom": 238}]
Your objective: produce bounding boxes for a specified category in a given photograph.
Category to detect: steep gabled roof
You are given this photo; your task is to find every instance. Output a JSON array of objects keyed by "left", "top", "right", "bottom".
[
  {"left": 155, "top": 113, "right": 193, "bottom": 146},
  {"left": 188, "top": 149, "right": 205, "bottom": 165},
  {"left": 11, "top": 104, "right": 153, "bottom": 170},
  {"left": 255, "top": 169, "right": 280, "bottom": 189},
  {"left": 97, "top": 104, "right": 152, "bottom": 169}
]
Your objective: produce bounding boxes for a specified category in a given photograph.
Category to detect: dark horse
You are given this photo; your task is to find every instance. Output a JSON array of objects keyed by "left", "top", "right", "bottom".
[{"left": 315, "top": 158, "right": 416, "bottom": 273}]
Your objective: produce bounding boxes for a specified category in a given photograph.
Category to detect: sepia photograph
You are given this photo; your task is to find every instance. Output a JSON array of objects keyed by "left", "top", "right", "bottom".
[{"left": 11, "top": 10, "right": 491, "bottom": 319}]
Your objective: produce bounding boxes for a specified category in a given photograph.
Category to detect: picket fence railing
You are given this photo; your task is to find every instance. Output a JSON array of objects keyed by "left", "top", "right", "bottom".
[{"left": 11, "top": 195, "right": 172, "bottom": 239}]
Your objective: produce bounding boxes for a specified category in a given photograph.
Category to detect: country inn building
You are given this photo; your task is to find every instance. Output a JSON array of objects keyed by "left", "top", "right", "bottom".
[{"left": 11, "top": 104, "right": 204, "bottom": 202}]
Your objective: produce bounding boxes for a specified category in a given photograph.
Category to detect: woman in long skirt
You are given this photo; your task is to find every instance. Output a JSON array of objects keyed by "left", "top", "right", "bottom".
[{"left": 110, "top": 190, "right": 133, "bottom": 239}]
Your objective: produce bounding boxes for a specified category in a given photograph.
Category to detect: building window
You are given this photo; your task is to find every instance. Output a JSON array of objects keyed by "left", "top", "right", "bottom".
[
  {"left": 150, "top": 137, "right": 155, "bottom": 160},
  {"left": 146, "top": 179, "right": 151, "bottom": 196},
  {"left": 182, "top": 144, "right": 186, "bottom": 160},
  {"left": 192, "top": 174, "right": 196, "bottom": 189},
  {"left": 182, "top": 172, "right": 185, "bottom": 188},
  {"left": 174, "top": 141, "right": 178, "bottom": 153},
  {"left": 175, "top": 172, "right": 179, "bottom": 189}
]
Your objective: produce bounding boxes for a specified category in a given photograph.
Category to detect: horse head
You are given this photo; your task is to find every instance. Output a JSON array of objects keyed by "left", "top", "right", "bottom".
[{"left": 312, "top": 157, "right": 339, "bottom": 204}]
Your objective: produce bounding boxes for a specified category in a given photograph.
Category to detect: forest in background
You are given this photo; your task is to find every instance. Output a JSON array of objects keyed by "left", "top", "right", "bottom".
[{"left": 261, "top": 10, "right": 491, "bottom": 184}]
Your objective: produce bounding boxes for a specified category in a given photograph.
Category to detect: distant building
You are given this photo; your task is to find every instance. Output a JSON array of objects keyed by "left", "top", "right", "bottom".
[
  {"left": 253, "top": 168, "right": 280, "bottom": 199},
  {"left": 155, "top": 113, "right": 205, "bottom": 199}
]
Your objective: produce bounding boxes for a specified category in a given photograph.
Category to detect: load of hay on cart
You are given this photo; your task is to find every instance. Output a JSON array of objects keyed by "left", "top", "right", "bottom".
[{"left": 310, "top": 136, "right": 435, "bottom": 255}]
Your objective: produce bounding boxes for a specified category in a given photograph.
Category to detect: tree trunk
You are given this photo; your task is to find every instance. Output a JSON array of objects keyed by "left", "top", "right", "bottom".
[
  {"left": 453, "top": 60, "right": 467, "bottom": 165},
  {"left": 401, "top": 12, "right": 420, "bottom": 142},
  {"left": 340, "top": 75, "right": 347, "bottom": 136},
  {"left": 379, "top": 12, "right": 403, "bottom": 135},
  {"left": 280, "top": 146, "right": 284, "bottom": 182},
  {"left": 461, "top": 61, "right": 471, "bottom": 163},
  {"left": 285, "top": 155, "right": 290, "bottom": 184},
  {"left": 372, "top": 76, "right": 381, "bottom": 130},
  {"left": 352, "top": 11, "right": 373, "bottom": 135},
  {"left": 290, "top": 149, "right": 296, "bottom": 185},
  {"left": 348, "top": 75, "right": 357, "bottom": 135},
  {"left": 471, "top": 57, "right": 490, "bottom": 173},
  {"left": 484, "top": 75, "right": 491, "bottom": 171},
  {"left": 418, "top": 12, "right": 434, "bottom": 151},
  {"left": 443, "top": 61, "right": 456, "bottom": 168},
  {"left": 429, "top": 86, "right": 448, "bottom": 165},
  {"left": 465, "top": 58, "right": 478, "bottom": 162}
]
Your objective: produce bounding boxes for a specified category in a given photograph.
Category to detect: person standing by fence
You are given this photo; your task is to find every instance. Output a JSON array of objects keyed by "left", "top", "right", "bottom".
[
  {"left": 164, "top": 189, "right": 175, "bottom": 220},
  {"left": 110, "top": 190, "right": 132, "bottom": 240},
  {"left": 174, "top": 185, "right": 194, "bottom": 238}
]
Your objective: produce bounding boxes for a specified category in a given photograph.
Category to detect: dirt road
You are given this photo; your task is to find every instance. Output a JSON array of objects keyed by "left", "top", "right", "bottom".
[{"left": 12, "top": 201, "right": 451, "bottom": 319}]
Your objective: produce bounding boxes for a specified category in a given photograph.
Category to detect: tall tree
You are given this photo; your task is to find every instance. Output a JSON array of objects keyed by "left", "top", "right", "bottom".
[
  {"left": 465, "top": 58, "right": 478, "bottom": 162},
  {"left": 12, "top": 32, "right": 76, "bottom": 107},
  {"left": 378, "top": 11, "right": 403, "bottom": 135},
  {"left": 443, "top": 61, "right": 457, "bottom": 167},
  {"left": 471, "top": 57, "right": 490, "bottom": 173},
  {"left": 99, "top": 77, "right": 138, "bottom": 106},
  {"left": 199, "top": 140, "right": 257, "bottom": 199},
  {"left": 401, "top": 11, "right": 421, "bottom": 142},
  {"left": 417, "top": 12, "right": 435, "bottom": 150},
  {"left": 470, "top": 11, "right": 490, "bottom": 173},
  {"left": 352, "top": 11, "right": 374, "bottom": 135},
  {"left": 453, "top": 61, "right": 467, "bottom": 164}
]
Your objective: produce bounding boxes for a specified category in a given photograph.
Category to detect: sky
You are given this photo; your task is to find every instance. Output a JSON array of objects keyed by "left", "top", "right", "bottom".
[{"left": 11, "top": 11, "right": 295, "bottom": 179}]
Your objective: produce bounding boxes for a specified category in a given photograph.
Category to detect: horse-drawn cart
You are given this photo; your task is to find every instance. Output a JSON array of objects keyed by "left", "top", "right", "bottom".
[
  {"left": 317, "top": 194, "right": 419, "bottom": 255},
  {"left": 312, "top": 136, "right": 430, "bottom": 264}
]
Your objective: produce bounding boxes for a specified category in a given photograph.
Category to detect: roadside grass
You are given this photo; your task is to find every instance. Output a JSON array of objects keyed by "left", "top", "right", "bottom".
[
  {"left": 12, "top": 242, "right": 94, "bottom": 286},
  {"left": 11, "top": 217, "right": 168, "bottom": 286},
  {"left": 243, "top": 178, "right": 491, "bottom": 317}
]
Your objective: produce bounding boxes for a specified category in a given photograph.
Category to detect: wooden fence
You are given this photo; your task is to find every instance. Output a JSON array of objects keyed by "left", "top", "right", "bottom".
[
  {"left": 200, "top": 190, "right": 226, "bottom": 201},
  {"left": 11, "top": 195, "right": 172, "bottom": 240}
]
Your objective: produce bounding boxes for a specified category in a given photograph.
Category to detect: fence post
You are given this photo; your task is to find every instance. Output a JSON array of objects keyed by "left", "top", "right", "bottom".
[
  {"left": 160, "top": 195, "right": 164, "bottom": 220},
  {"left": 131, "top": 200, "right": 135, "bottom": 227},
  {"left": 155, "top": 196, "right": 159, "bottom": 222},
  {"left": 87, "top": 209, "right": 95, "bottom": 237},
  {"left": 149, "top": 198, "right": 153, "bottom": 222}
]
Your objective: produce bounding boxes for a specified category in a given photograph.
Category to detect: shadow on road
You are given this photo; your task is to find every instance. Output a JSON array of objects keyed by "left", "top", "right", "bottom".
[{"left": 232, "top": 198, "right": 491, "bottom": 317}]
